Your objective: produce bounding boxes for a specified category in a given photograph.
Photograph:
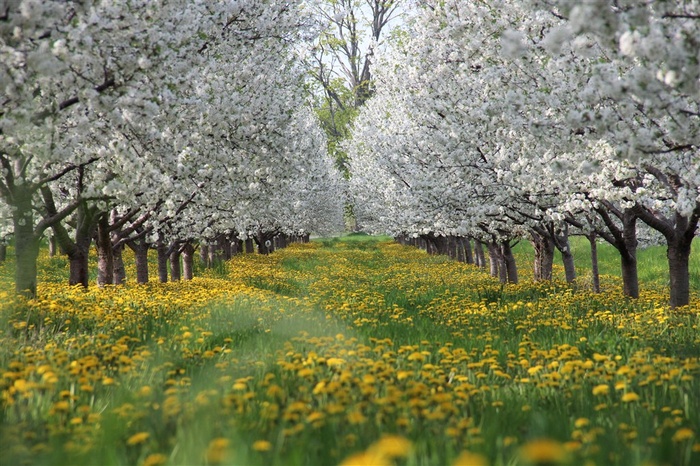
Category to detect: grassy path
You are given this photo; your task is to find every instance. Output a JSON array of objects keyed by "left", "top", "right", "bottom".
[{"left": 1, "top": 238, "right": 699, "bottom": 465}]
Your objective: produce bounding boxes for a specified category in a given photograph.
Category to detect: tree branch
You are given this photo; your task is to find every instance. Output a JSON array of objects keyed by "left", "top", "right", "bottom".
[{"left": 32, "top": 157, "right": 100, "bottom": 190}]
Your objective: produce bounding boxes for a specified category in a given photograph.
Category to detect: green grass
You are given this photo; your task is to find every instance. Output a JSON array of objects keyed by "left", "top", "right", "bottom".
[{"left": 0, "top": 236, "right": 698, "bottom": 466}]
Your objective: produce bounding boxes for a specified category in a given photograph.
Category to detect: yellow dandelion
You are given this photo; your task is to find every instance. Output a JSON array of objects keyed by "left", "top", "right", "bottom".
[
  {"left": 327, "top": 357, "right": 345, "bottom": 367},
  {"left": 672, "top": 428, "right": 694, "bottom": 442},
  {"left": 52, "top": 401, "right": 71, "bottom": 413},
  {"left": 142, "top": 453, "right": 168, "bottom": 466},
  {"left": 13, "top": 379, "right": 30, "bottom": 393},
  {"left": 519, "top": 438, "right": 567, "bottom": 464},
  {"left": 369, "top": 435, "right": 412, "bottom": 459},
  {"left": 592, "top": 384, "right": 610, "bottom": 396},
  {"left": 306, "top": 411, "right": 325, "bottom": 424},
  {"left": 126, "top": 432, "right": 150, "bottom": 446},
  {"left": 206, "top": 438, "right": 231, "bottom": 464},
  {"left": 563, "top": 441, "right": 582, "bottom": 452},
  {"left": 621, "top": 392, "right": 640, "bottom": 402},
  {"left": 452, "top": 450, "right": 488, "bottom": 466},
  {"left": 574, "top": 418, "right": 590, "bottom": 428},
  {"left": 252, "top": 440, "right": 272, "bottom": 452},
  {"left": 347, "top": 410, "right": 368, "bottom": 425},
  {"left": 339, "top": 451, "right": 390, "bottom": 466}
]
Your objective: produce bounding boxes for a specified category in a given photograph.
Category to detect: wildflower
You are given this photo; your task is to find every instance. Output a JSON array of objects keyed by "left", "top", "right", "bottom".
[
  {"left": 592, "top": 384, "right": 609, "bottom": 396},
  {"left": 339, "top": 451, "right": 390, "bottom": 466},
  {"left": 13, "top": 379, "right": 30, "bottom": 393},
  {"left": 252, "top": 440, "right": 272, "bottom": 452},
  {"left": 672, "top": 428, "right": 694, "bottom": 442},
  {"left": 142, "top": 453, "right": 168, "bottom": 466},
  {"left": 621, "top": 392, "right": 640, "bottom": 402},
  {"left": 519, "top": 438, "right": 567, "bottom": 464},
  {"left": 52, "top": 401, "right": 70, "bottom": 413},
  {"left": 574, "top": 418, "right": 590, "bottom": 428},
  {"left": 347, "top": 410, "right": 368, "bottom": 425},
  {"left": 369, "top": 435, "right": 412, "bottom": 459},
  {"left": 126, "top": 432, "right": 150, "bottom": 446},
  {"left": 326, "top": 357, "right": 345, "bottom": 367},
  {"left": 452, "top": 450, "right": 488, "bottom": 466},
  {"left": 206, "top": 438, "right": 230, "bottom": 464}
]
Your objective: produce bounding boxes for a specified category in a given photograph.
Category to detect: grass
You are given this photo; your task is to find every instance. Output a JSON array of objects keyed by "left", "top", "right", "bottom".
[{"left": 0, "top": 236, "right": 698, "bottom": 466}]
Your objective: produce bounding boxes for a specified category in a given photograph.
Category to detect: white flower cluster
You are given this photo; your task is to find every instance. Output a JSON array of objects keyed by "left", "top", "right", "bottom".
[
  {"left": 345, "top": 0, "right": 699, "bottom": 304},
  {"left": 0, "top": 0, "right": 345, "bottom": 251}
]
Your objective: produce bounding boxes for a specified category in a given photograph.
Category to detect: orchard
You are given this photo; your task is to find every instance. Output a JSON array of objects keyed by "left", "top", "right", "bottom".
[{"left": 1, "top": 1, "right": 699, "bottom": 465}]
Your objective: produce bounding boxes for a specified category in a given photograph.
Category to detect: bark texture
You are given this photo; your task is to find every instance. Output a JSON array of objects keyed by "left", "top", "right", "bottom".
[
  {"left": 96, "top": 213, "right": 114, "bottom": 287},
  {"left": 182, "top": 243, "right": 195, "bottom": 280}
]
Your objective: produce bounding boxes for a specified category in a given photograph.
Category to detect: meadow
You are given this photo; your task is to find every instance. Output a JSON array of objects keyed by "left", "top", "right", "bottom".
[{"left": 0, "top": 236, "right": 698, "bottom": 465}]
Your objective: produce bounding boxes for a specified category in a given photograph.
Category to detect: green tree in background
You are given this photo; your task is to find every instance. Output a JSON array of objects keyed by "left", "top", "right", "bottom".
[{"left": 308, "top": 1, "right": 403, "bottom": 177}]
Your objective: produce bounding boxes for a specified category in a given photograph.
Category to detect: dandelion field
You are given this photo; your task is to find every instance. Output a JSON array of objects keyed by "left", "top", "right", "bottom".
[{"left": 1, "top": 238, "right": 699, "bottom": 466}]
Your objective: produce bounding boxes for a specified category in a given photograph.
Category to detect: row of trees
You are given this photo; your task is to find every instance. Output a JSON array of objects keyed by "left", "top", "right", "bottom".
[
  {"left": 346, "top": 0, "right": 699, "bottom": 307},
  {"left": 1, "top": 0, "right": 345, "bottom": 296}
]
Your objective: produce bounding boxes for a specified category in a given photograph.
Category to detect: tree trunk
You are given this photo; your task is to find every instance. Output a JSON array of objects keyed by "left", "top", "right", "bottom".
[
  {"left": 428, "top": 234, "right": 450, "bottom": 256},
  {"left": 245, "top": 238, "right": 255, "bottom": 253},
  {"left": 588, "top": 233, "right": 600, "bottom": 293},
  {"left": 487, "top": 242, "right": 502, "bottom": 280},
  {"left": 157, "top": 240, "right": 168, "bottom": 283},
  {"left": 501, "top": 241, "right": 518, "bottom": 284},
  {"left": 463, "top": 237, "right": 474, "bottom": 264},
  {"left": 668, "top": 234, "right": 693, "bottom": 308},
  {"left": 200, "top": 243, "right": 210, "bottom": 267},
  {"left": 554, "top": 226, "right": 576, "bottom": 283},
  {"left": 221, "top": 235, "right": 232, "bottom": 260},
  {"left": 67, "top": 204, "right": 97, "bottom": 289},
  {"left": 129, "top": 240, "right": 150, "bottom": 284},
  {"left": 561, "top": 249, "right": 576, "bottom": 283},
  {"left": 48, "top": 235, "right": 57, "bottom": 257},
  {"left": 474, "top": 240, "right": 486, "bottom": 269},
  {"left": 635, "top": 204, "right": 698, "bottom": 307},
  {"left": 531, "top": 231, "right": 554, "bottom": 281},
  {"left": 447, "top": 236, "right": 458, "bottom": 260},
  {"left": 170, "top": 248, "right": 181, "bottom": 282},
  {"left": 113, "top": 244, "right": 126, "bottom": 285},
  {"left": 456, "top": 237, "right": 466, "bottom": 262},
  {"left": 14, "top": 197, "right": 40, "bottom": 296},
  {"left": 617, "top": 213, "right": 639, "bottom": 298},
  {"left": 257, "top": 232, "right": 276, "bottom": 254},
  {"left": 68, "top": 245, "right": 90, "bottom": 288},
  {"left": 0, "top": 243, "right": 6, "bottom": 263},
  {"left": 96, "top": 213, "right": 114, "bottom": 287},
  {"left": 182, "top": 243, "right": 195, "bottom": 280}
]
